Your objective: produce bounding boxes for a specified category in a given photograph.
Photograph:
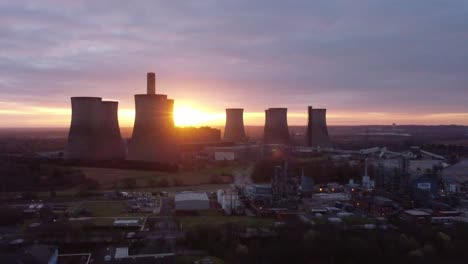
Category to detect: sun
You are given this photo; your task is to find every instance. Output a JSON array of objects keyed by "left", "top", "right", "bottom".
[{"left": 173, "top": 104, "right": 224, "bottom": 127}]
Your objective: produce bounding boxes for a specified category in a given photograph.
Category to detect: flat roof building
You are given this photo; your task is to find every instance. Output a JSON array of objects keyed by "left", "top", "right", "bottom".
[{"left": 175, "top": 192, "right": 210, "bottom": 211}]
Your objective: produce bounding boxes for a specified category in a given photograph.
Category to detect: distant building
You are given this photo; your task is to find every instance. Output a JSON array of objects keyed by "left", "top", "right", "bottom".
[
  {"left": 175, "top": 192, "right": 210, "bottom": 211},
  {"left": 176, "top": 126, "right": 221, "bottom": 143},
  {"left": 411, "top": 174, "right": 439, "bottom": 196},
  {"left": 245, "top": 184, "right": 272, "bottom": 202},
  {"left": 442, "top": 159, "right": 468, "bottom": 193},
  {"left": 205, "top": 145, "right": 261, "bottom": 161},
  {"left": 101, "top": 245, "right": 175, "bottom": 264},
  {"left": 217, "top": 189, "right": 243, "bottom": 215}
]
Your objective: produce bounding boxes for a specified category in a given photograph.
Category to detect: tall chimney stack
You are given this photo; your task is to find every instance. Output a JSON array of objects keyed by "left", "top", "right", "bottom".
[{"left": 147, "top": 72, "right": 156, "bottom": 95}]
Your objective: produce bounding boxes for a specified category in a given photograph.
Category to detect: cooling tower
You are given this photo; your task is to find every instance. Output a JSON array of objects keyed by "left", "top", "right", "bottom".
[
  {"left": 307, "top": 106, "right": 331, "bottom": 147},
  {"left": 99, "top": 101, "right": 126, "bottom": 159},
  {"left": 64, "top": 97, "right": 103, "bottom": 160},
  {"left": 127, "top": 72, "right": 178, "bottom": 163},
  {"left": 264, "top": 108, "right": 289, "bottom": 144},
  {"left": 223, "top": 108, "right": 246, "bottom": 142}
]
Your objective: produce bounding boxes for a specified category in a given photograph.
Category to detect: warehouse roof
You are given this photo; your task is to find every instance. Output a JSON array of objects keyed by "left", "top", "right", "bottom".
[
  {"left": 442, "top": 159, "right": 468, "bottom": 183},
  {"left": 175, "top": 192, "right": 209, "bottom": 202}
]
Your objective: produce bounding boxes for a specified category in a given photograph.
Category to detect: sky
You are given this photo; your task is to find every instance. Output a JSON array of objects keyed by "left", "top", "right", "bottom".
[{"left": 0, "top": 0, "right": 467, "bottom": 127}]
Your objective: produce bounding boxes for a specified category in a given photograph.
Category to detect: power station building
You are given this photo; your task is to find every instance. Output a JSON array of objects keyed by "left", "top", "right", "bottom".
[
  {"left": 64, "top": 97, "right": 126, "bottom": 160},
  {"left": 223, "top": 108, "right": 246, "bottom": 143},
  {"left": 306, "top": 106, "right": 331, "bottom": 147},
  {"left": 264, "top": 108, "right": 289, "bottom": 144},
  {"left": 127, "top": 72, "right": 178, "bottom": 163}
]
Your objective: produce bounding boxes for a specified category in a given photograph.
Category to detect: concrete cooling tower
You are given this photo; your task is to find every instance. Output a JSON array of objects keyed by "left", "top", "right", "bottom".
[
  {"left": 99, "top": 101, "right": 126, "bottom": 159},
  {"left": 223, "top": 108, "right": 246, "bottom": 142},
  {"left": 264, "top": 108, "right": 289, "bottom": 144},
  {"left": 64, "top": 97, "right": 126, "bottom": 160},
  {"left": 127, "top": 72, "right": 178, "bottom": 163},
  {"left": 307, "top": 106, "right": 331, "bottom": 147}
]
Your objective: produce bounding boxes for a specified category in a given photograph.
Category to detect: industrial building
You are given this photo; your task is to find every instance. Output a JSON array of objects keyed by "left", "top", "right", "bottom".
[
  {"left": 217, "top": 189, "right": 243, "bottom": 215},
  {"left": 264, "top": 108, "right": 289, "bottom": 144},
  {"left": 307, "top": 106, "right": 331, "bottom": 148},
  {"left": 175, "top": 192, "right": 210, "bottom": 211},
  {"left": 245, "top": 184, "right": 272, "bottom": 202},
  {"left": 64, "top": 97, "right": 126, "bottom": 160},
  {"left": 127, "top": 72, "right": 178, "bottom": 163},
  {"left": 177, "top": 126, "right": 221, "bottom": 143},
  {"left": 205, "top": 145, "right": 261, "bottom": 161},
  {"left": 223, "top": 108, "right": 246, "bottom": 143},
  {"left": 300, "top": 172, "right": 314, "bottom": 196},
  {"left": 442, "top": 159, "right": 468, "bottom": 193}
]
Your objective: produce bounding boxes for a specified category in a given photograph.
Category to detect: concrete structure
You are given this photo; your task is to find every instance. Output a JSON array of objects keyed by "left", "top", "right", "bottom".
[
  {"left": 65, "top": 97, "right": 125, "bottom": 160},
  {"left": 127, "top": 72, "right": 178, "bottom": 163},
  {"left": 175, "top": 192, "right": 210, "bottom": 211},
  {"left": 264, "top": 108, "right": 289, "bottom": 144},
  {"left": 205, "top": 145, "right": 261, "bottom": 162},
  {"left": 442, "top": 159, "right": 468, "bottom": 193},
  {"left": 300, "top": 174, "right": 314, "bottom": 195},
  {"left": 65, "top": 97, "right": 102, "bottom": 160},
  {"left": 223, "top": 108, "right": 246, "bottom": 142},
  {"left": 245, "top": 184, "right": 272, "bottom": 201},
  {"left": 99, "top": 101, "right": 126, "bottom": 159},
  {"left": 307, "top": 106, "right": 331, "bottom": 147},
  {"left": 217, "top": 189, "right": 243, "bottom": 215}
]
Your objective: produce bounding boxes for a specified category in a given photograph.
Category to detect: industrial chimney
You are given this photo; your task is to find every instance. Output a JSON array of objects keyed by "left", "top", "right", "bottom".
[
  {"left": 223, "top": 108, "right": 246, "bottom": 143},
  {"left": 307, "top": 106, "right": 331, "bottom": 147},
  {"left": 98, "top": 101, "right": 126, "bottom": 159},
  {"left": 127, "top": 72, "right": 178, "bottom": 163},
  {"left": 147, "top": 72, "right": 155, "bottom": 95},
  {"left": 64, "top": 97, "right": 103, "bottom": 160},
  {"left": 264, "top": 108, "right": 289, "bottom": 144}
]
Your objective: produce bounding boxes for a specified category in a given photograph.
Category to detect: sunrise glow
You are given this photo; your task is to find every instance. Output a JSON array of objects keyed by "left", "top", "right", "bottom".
[{"left": 173, "top": 104, "right": 224, "bottom": 127}]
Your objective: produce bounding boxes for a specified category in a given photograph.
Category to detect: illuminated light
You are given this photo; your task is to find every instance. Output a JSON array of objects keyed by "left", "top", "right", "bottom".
[
  {"left": 331, "top": 188, "right": 335, "bottom": 192},
  {"left": 319, "top": 188, "right": 323, "bottom": 192}
]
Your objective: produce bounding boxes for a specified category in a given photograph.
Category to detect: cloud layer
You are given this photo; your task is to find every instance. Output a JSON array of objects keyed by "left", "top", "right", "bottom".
[{"left": 0, "top": 0, "right": 467, "bottom": 126}]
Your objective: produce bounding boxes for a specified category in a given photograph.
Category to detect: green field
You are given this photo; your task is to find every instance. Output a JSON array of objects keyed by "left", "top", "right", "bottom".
[
  {"left": 79, "top": 201, "right": 128, "bottom": 217},
  {"left": 179, "top": 215, "right": 276, "bottom": 229},
  {"left": 75, "top": 164, "right": 248, "bottom": 189},
  {"left": 176, "top": 256, "right": 225, "bottom": 264}
]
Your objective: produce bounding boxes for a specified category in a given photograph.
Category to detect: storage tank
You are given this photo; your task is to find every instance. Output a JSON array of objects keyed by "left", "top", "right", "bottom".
[
  {"left": 223, "top": 108, "right": 246, "bottom": 143},
  {"left": 264, "top": 108, "right": 289, "bottom": 144}
]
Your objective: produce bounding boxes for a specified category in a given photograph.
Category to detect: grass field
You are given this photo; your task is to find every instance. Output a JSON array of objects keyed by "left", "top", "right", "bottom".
[
  {"left": 75, "top": 164, "right": 246, "bottom": 189},
  {"left": 176, "top": 256, "right": 225, "bottom": 264},
  {"left": 79, "top": 201, "right": 128, "bottom": 217},
  {"left": 179, "top": 215, "right": 276, "bottom": 229}
]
